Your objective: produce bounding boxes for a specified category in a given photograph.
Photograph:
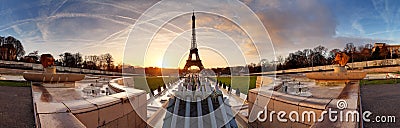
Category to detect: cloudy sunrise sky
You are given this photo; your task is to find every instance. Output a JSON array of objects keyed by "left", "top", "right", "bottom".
[{"left": 0, "top": 0, "right": 399, "bottom": 68}]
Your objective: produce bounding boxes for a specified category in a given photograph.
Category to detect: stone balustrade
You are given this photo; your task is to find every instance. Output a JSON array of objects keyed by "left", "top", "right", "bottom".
[
  {"left": 256, "top": 58, "right": 400, "bottom": 75},
  {"left": 0, "top": 60, "right": 121, "bottom": 75}
]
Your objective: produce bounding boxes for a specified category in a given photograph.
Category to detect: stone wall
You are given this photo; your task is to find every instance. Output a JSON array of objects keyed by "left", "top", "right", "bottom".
[
  {"left": 34, "top": 78, "right": 147, "bottom": 128},
  {"left": 0, "top": 60, "right": 121, "bottom": 75},
  {"left": 258, "top": 58, "right": 400, "bottom": 75},
  {"left": 255, "top": 76, "right": 274, "bottom": 88},
  {"left": 66, "top": 92, "right": 147, "bottom": 128}
]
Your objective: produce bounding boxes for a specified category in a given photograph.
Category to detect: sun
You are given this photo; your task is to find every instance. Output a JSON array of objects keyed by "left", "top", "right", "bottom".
[
  {"left": 156, "top": 59, "right": 163, "bottom": 68},
  {"left": 144, "top": 56, "right": 163, "bottom": 68}
]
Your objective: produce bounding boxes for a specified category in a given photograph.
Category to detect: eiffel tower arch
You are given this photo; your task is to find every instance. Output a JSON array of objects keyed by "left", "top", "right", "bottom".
[
  {"left": 184, "top": 48, "right": 204, "bottom": 71},
  {"left": 183, "top": 11, "right": 204, "bottom": 72}
]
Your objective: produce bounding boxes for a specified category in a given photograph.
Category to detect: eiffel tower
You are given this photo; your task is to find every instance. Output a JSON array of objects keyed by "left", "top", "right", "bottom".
[{"left": 183, "top": 11, "right": 204, "bottom": 72}]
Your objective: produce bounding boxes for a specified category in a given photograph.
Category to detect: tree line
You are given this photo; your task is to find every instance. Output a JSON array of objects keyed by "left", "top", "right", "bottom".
[
  {"left": 279, "top": 43, "right": 393, "bottom": 70},
  {"left": 246, "top": 43, "right": 394, "bottom": 72},
  {"left": 0, "top": 36, "right": 121, "bottom": 72},
  {"left": 1, "top": 36, "right": 396, "bottom": 74},
  {"left": 24, "top": 51, "right": 121, "bottom": 72},
  {"left": 0, "top": 36, "right": 25, "bottom": 60}
]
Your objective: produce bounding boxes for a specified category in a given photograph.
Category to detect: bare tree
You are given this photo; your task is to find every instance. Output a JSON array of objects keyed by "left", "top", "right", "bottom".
[
  {"left": 102, "top": 53, "right": 113, "bottom": 71},
  {"left": 5, "top": 36, "right": 25, "bottom": 59},
  {"left": 28, "top": 51, "right": 39, "bottom": 56},
  {"left": 84, "top": 55, "right": 100, "bottom": 69},
  {"left": 74, "top": 53, "right": 83, "bottom": 68},
  {"left": 343, "top": 43, "right": 356, "bottom": 54},
  {"left": 0, "top": 36, "right": 25, "bottom": 60}
]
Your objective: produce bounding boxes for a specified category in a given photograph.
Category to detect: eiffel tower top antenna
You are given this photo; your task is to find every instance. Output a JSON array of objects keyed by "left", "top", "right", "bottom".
[{"left": 191, "top": 10, "right": 196, "bottom": 50}]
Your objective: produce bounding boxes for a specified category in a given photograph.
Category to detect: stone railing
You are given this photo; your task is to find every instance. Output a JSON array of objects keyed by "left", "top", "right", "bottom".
[
  {"left": 258, "top": 58, "right": 400, "bottom": 75},
  {"left": 34, "top": 77, "right": 147, "bottom": 128},
  {"left": 0, "top": 60, "right": 121, "bottom": 75}
]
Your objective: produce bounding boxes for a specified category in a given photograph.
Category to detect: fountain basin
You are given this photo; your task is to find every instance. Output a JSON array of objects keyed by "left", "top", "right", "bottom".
[
  {"left": 23, "top": 72, "right": 85, "bottom": 82},
  {"left": 306, "top": 71, "right": 367, "bottom": 80},
  {"left": 305, "top": 71, "right": 366, "bottom": 85},
  {"left": 277, "top": 80, "right": 312, "bottom": 97}
]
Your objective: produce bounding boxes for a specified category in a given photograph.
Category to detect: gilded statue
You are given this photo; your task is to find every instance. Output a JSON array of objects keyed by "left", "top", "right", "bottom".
[
  {"left": 332, "top": 52, "right": 349, "bottom": 67},
  {"left": 40, "top": 54, "right": 55, "bottom": 68}
]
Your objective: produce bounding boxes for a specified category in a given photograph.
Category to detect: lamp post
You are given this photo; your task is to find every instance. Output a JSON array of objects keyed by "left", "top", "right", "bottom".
[
  {"left": 311, "top": 54, "right": 314, "bottom": 71},
  {"left": 351, "top": 47, "right": 355, "bottom": 71},
  {"left": 271, "top": 60, "right": 279, "bottom": 71}
]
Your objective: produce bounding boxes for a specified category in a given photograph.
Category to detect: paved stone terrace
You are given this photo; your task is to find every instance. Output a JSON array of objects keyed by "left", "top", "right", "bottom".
[
  {"left": 32, "top": 77, "right": 147, "bottom": 128},
  {"left": 0, "top": 86, "right": 35, "bottom": 128},
  {"left": 361, "top": 84, "right": 400, "bottom": 127}
]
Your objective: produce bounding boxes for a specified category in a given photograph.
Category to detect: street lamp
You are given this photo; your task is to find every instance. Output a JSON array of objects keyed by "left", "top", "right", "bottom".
[
  {"left": 351, "top": 47, "right": 355, "bottom": 71},
  {"left": 311, "top": 55, "right": 314, "bottom": 71},
  {"left": 271, "top": 60, "right": 279, "bottom": 71}
]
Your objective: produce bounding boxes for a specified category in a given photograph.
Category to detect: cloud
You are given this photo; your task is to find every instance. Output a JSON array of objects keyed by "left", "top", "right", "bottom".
[
  {"left": 2, "top": 0, "right": 398, "bottom": 67},
  {"left": 242, "top": 0, "right": 394, "bottom": 57},
  {"left": 0, "top": 0, "right": 160, "bottom": 63},
  {"left": 189, "top": 13, "right": 259, "bottom": 58},
  {"left": 370, "top": 0, "right": 400, "bottom": 40},
  {"left": 239, "top": 39, "right": 258, "bottom": 58},
  {"left": 352, "top": 19, "right": 365, "bottom": 34},
  {"left": 249, "top": 0, "right": 336, "bottom": 45}
]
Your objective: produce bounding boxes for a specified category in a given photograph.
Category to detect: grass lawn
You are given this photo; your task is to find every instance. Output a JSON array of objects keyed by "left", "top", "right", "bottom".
[
  {"left": 360, "top": 79, "right": 400, "bottom": 85},
  {"left": 217, "top": 76, "right": 257, "bottom": 94},
  {"left": 0, "top": 80, "right": 30, "bottom": 87},
  {"left": 132, "top": 76, "right": 257, "bottom": 94},
  {"left": 133, "top": 76, "right": 178, "bottom": 92}
]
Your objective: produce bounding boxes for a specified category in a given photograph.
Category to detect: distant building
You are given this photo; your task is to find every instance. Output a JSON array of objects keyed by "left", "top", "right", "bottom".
[
  {"left": 133, "top": 67, "right": 145, "bottom": 74},
  {"left": 122, "top": 65, "right": 136, "bottom": 74},
  {"left": 0, "top": 44, "right": 17, "bottom": 61},
  {"left": 84, "top": 61, "right": 97, "bottom": 69},
  {"left": 230, "top": 66, "right": 249, "bottom": 76},
  {"left": 373, "top": 42, "right": 400, "bottom": 58}
]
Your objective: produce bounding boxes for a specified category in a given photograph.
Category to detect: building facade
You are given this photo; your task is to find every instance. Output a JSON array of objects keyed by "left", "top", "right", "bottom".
[{"left": 373, "top": 43, "right": 400, "bottom": 58}]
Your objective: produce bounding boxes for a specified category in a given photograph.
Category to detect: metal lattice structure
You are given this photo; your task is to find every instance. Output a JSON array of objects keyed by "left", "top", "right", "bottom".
[{"left": 183, "top": 11, "right": 204, "bottom": 72}]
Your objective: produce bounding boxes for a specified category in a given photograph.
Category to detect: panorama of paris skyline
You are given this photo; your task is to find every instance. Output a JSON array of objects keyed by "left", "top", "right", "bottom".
[{"left": 1, "top": 0, "right": 399, "bottom": 68}]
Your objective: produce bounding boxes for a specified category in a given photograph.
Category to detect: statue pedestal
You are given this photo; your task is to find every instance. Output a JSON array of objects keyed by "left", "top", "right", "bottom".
[
  {"left": 44, "top": 67, "right": 56, "bottom": 74},
  {"left": 333, "top": 66, "right": 347, "bottom": 73}
]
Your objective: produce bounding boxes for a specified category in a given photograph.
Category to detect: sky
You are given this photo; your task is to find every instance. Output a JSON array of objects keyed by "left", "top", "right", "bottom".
[{"left": 0, "top": 0, "right": 399, "bottom": 68}]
